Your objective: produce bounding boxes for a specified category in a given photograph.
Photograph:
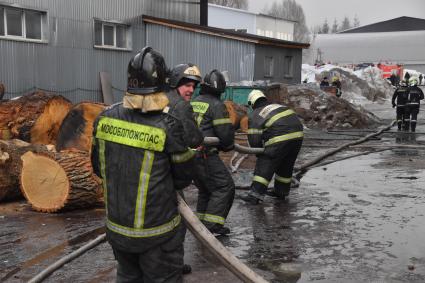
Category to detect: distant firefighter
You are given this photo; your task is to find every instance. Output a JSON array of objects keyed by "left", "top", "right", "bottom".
[
  {"left": 406, "top": 78, "right": 424, "bottom": 132},
  {"left": 391, "top": 80, "right": 410, "bottom": 131}
]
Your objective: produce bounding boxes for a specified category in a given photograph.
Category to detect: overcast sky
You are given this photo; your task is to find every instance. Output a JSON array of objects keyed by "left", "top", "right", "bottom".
[{"left": 248, "top": 0, "right": 425, "bottom": 28}]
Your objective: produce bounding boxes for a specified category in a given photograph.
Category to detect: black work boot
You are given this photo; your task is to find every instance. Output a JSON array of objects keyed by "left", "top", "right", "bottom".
[
  {"left": 240, "top": 191, "right": 263, "bottom": 205},
  {"left": 209, "top": 226, "right": 231, "bottom": 236},
  {"left": 266, "top": 190, "right": 286, "bottom": 200},
  {"left": 182, "top": 264, "right": 192, "bottom": 274}
]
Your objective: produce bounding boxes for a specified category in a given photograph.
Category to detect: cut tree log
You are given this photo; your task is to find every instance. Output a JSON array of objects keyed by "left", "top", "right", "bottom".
[
  {"left": 0, "top": 83, "right": 5, "bottom": 100},
  {"left": 56, "top": 102, "right": 106, "bottom": 152},
  {"left": 20, "top": 150, "right": 103, "bottom": 212},
  {"left": 224, "top": 101, "right": 248, "bottom": 130},
  {"left": 0, "top": 91, "right": 72, "bottom": 144},
  {"left": 0, "top": 139, "right": 54, "bottom": 202}
]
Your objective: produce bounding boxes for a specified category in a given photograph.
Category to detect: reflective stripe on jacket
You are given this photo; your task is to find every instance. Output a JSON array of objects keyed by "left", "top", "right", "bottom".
[
  {"left": 191, "top": 92, "right": 235, "bottom": 149},
  {"left": 91, "top": 103, "right": 193, "bottom": 252},
  {"left": 248, "top": 103, "right": 303, "bottom": 154}
]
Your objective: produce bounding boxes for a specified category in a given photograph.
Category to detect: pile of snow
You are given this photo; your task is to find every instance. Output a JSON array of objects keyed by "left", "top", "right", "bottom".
[{"left": 302, "top": 64, "right": 394, "bottom": 106}]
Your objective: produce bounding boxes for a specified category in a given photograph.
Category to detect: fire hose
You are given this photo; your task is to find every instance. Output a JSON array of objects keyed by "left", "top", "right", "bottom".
[
  {"left": 28, "top": 196, "right": 268, "bottom": 283},
  {"left": 28, "top": 122, "right": 396, "bottom": 282}
]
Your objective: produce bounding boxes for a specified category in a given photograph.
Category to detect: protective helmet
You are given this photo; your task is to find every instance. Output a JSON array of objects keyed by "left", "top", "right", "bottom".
[
  {"left": 332, "top": 76, "right": 339, "bottom": 82},
  {"left": 200, "top": 69, "right": 226, "bottom": 95},
  {"left": 248, "top": 89, "right": 266, "bottom": 106},
  {"left": 127, "top": 46, "right": 167, "bottom": 95},
  {"left": 409, "top": 78, "right": 418, "bottom": 86},
  {"left": 168, "top": 63, "right": 202, "bottom": 88}
]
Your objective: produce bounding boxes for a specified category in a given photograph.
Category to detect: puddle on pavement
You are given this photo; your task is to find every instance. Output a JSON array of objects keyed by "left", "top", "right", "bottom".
[{"left": 215, "top": 149, "right": 425, "bottom": 282}]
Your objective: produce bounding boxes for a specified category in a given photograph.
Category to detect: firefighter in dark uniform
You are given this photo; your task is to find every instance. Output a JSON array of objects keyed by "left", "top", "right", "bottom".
[
  {"left": 166, "top": 63, "right": 203, "bottom": 148},
  {"left": 241, "top": 90, "right": 304, "bottom": 204},
  {"left": 190, "top": 69, "right": 235, "bottom": 235},
  {"left": 91, "top": 47, "right": 194, "bottom": 282},
  {"left": 392, "top": 80, "right": 410, "bottom": 131},
  {"left": 407, "top": 78, "right": 424, "bottom": 132}
]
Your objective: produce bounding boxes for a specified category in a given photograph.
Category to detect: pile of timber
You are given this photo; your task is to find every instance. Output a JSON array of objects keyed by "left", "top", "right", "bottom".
[
  {"left": 0, "top": 91, "right": 72, "bottom": 144},
  {"left": 0, "top": 92, "right": 104, "bottom": 213}
]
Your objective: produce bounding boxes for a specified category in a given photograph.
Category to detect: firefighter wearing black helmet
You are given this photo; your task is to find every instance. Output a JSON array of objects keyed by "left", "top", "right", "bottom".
[
  {"left": 91, "top": 47, "right": 194, "bottom": 282},
  {"left": 392, "top": 80, "right": 410, "bottom": 131},
  {"left": 165, "top": 63, "right": 203, "bottom": 148},
  {"left": 240, "top": 90, "right": 304, "bottom": 205},
  {"left": 190, "top": 69, "right": 235, "bottom": 235}
]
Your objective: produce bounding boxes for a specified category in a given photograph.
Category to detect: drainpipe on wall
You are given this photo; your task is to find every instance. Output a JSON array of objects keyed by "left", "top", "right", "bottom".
[{"left": 200, "top": 0, "right": 208, "bottom": 26}]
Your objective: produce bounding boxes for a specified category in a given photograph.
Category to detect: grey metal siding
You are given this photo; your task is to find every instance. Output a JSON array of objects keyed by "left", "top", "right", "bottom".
[
  {"left": 0, "top": 0, "right": 199, "bottom": 102},
  {"left": 146, "top": 23, "right": 255, "bottom": 82},
  {"left": 254, "top": 45, "right": 302, "bottom": 84}
]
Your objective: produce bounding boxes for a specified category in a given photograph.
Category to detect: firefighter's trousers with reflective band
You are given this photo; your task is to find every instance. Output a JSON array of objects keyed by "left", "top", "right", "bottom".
[
  {"left": 112, "top": 226, "right": 184, "bottom": 283},
  {"left": 193, "top": 152, "right": 235, "bottom": 231},
  {"left": 251, "top": 140, "right": 303, "bottom": 197},
  {"left": 396, "top": 106, "right": 408, "bottom": 130},
  {"left": 407, "top": 106, "right": 419, "bottom": 132}
]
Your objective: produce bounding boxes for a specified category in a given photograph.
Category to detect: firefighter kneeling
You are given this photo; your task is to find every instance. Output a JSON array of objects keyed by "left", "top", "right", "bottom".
[{"left": 241, "top": 90, "right": 304, "bottom": 204}]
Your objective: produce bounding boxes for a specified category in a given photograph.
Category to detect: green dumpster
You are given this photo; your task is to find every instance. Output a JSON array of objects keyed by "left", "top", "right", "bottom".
[{"left": 192, "top": 84, "right": 281, "bottom": 106}]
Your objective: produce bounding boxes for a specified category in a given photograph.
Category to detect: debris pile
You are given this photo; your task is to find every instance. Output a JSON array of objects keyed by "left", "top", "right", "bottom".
[{"left": 279, "top": 85, "right": 381, "bottom": 129}]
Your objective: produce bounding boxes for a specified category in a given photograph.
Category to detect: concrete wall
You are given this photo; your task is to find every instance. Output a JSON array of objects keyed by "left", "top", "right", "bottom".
[{"left": 256, "top": 15, "right": 294, "bottom": 41}]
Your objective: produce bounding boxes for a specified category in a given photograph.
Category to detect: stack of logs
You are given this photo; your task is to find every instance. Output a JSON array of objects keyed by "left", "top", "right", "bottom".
[
  {"left": 0, "top": 91, "right": 247, "bottom": 213},
  {"left": 0, "top": 92, "right": 105, "bottom": 212}
]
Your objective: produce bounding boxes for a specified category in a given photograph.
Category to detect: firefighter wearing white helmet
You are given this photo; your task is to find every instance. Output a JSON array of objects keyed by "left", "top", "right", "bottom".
[
  {"left": 406, "top": 77, "right": 424, "bottom": 132},
  {"left": 241, "top": 89, "right": 304, "bottom": 204},
  {"left": 165, "top": 63, "right": 203, "bottom": 148}
]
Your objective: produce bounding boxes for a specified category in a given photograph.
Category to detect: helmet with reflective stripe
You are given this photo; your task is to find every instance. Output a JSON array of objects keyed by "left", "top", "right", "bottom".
[
  {"left": 127, "top": 46, "right": 167, "bottom": 95},
  {"left": 248, "top": 89, "right": 266, "bottom": 106},
  {"left": 201, "top": 69, "right": 226, "bottom": 95},
  {"left": 168, "top": 63, "right": 202, "bottom": 88},
  {"left": 409, "top": 78, "right": 418, "bottom": 86}
]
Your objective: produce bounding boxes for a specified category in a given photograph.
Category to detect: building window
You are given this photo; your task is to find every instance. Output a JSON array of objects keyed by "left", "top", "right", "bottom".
[
  {"left": 284, "top": 56, "right": 293, "bottom": 77},
  {"left": 264, "top": 56, "right": 274, "bottom": 78},
  {"left": 94, "top": 20, "right": 131, "bottom": 50},
  {"left": 0, "top": 5, "right": 46, "bottom": 41}
]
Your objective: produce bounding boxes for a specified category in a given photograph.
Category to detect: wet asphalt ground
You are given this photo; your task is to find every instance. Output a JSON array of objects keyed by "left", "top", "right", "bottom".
[{"left": 1, "top": 94, "right": 425, "bottom": 282}]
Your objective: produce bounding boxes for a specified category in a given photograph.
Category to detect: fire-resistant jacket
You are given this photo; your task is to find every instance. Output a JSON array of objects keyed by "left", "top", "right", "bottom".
[
  {"left": 191, "top": 92, "right": 235, "bottom": 150},
  {"left": 248, "top": 102, "right": 304, "bottom": 156},
  {"left": 91, "top": 103, "right": 195, "bottom": 253},
  {"left": 407, "top": 86, "right": 424, "bottom": 109},
  {"left": 165, "top": 89, "right": 203, "bottom": 148},
  {"left": 392, "top": 85, "right": 410, "bottom": 107}
]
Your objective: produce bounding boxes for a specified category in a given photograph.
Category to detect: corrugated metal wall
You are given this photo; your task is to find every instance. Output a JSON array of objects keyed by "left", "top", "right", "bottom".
[
  {"left": 0, "top": 0, "right": 199, "bottom": 102},
  {"left": 254, "top": 45, "right": 302, "bottom": 84},
  {"left": 146, "top": 24, "right": 255, "bottom": 83}
]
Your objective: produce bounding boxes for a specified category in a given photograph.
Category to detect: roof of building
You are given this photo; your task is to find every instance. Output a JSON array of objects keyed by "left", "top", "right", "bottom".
[
  {"left": 314, "top": 30, "right": 425, "bottom": 65},
  {"left": 142, "top": 15, "right": 310, "bottom": 49},
  {"left": 339, "top": 16, "right": 425, "bottom": 33}
]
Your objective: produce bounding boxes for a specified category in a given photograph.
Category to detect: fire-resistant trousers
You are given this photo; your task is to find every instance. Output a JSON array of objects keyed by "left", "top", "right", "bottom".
[
  {"left": 251, "top": 139, "right": 303, "bottom": 197},
  {"left": 193, "top": 151, "right": 235, "bottom": 231},
  {"left": 112, "top": 229, "right": 184, "bottom": 283},
  {"left": 396, "top": 106, "right": 407, "bottom": 130},
  {"left": 408, "top": 106, "right": 419, "bottom": 132}
]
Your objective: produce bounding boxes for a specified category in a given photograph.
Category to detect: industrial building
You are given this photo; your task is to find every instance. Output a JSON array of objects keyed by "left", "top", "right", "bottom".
[
  {"left": 309, "top": 17, "right": 425, "bottom": 73},
  {"left": 0, "top": 0, "right": 308, "bottom": 103}
]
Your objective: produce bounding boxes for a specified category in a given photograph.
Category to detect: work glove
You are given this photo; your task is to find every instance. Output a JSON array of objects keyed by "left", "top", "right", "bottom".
[{"left": 392, "top": 104, "right": 396, "bottom": 108}]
